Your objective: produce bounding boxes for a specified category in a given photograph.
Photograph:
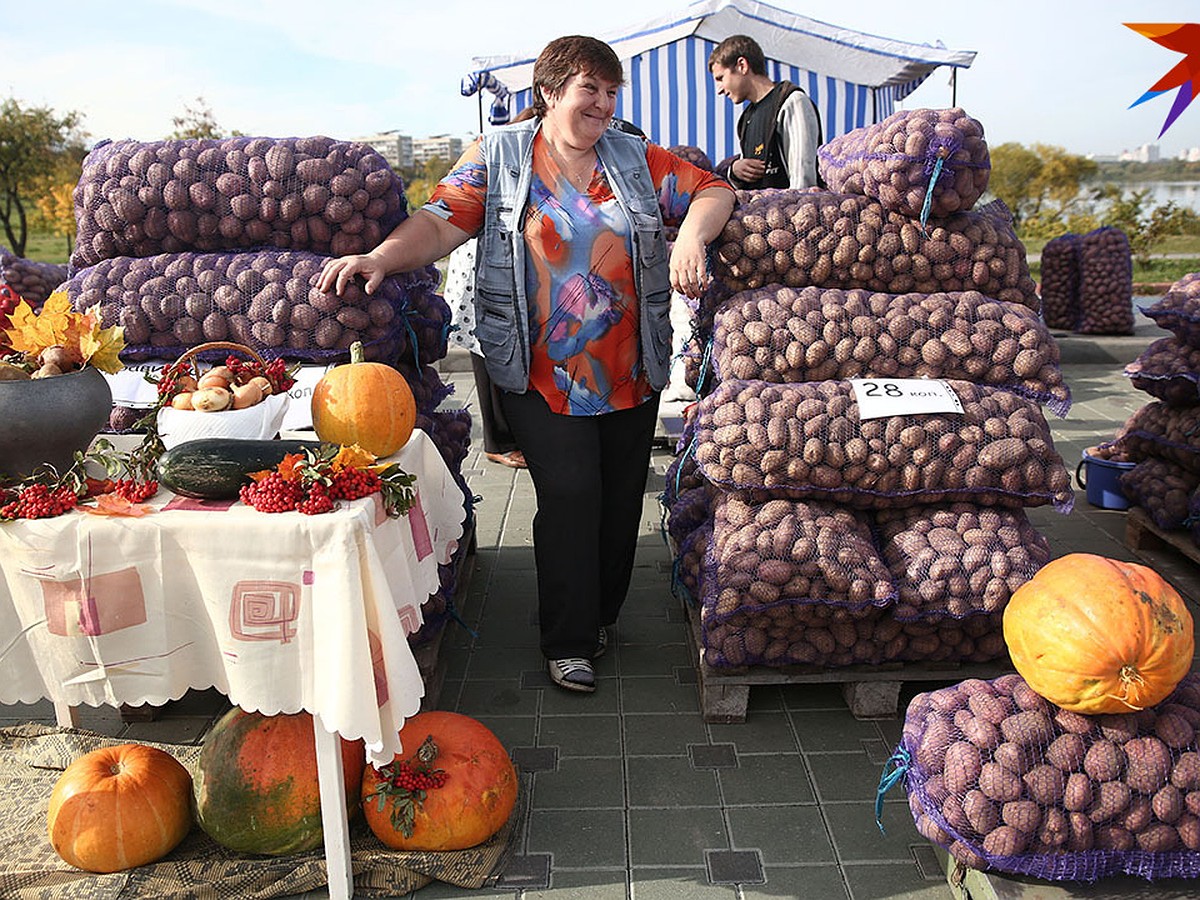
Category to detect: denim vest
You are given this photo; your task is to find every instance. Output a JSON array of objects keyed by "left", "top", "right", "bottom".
[{"left": 472, "top": 120, "right": 673, "bottom": 394}]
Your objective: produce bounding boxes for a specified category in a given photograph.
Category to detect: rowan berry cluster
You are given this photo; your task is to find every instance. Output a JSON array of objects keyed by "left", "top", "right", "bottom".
[
  {"left": 0, "top": 483, "right": 80, "bottom": 520},
  {"left": 239, "top": 473, "right": 306, "bottom": 513},
  {"left": 113, "top": 479, "right": 159, "bottom": 503},
  {"left": 329, "top": 466, "right": 382, "bottom": 501},
  {"left": 224, "top": 355, "right": 296, "bottom": 393},
  {"left": 386, "top": 760, "right": 449, "bottom": 793}
]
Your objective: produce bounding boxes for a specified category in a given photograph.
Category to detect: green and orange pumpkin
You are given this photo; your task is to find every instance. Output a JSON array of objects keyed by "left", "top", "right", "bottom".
[
  {"left": 47, "top": 743, "right": 192, "bottom": 873},
  {"left": 311, "top": 340, "right": 416, "bottom": 458},
  {"left": 193, "top": 707, "right": 365, "bottom": 855},
  {"left": 1003, "top": 553, "right": 1195, "bottom": 714},
  {"left": 362, "top": 711, "right": 518, "bottom": 851}
]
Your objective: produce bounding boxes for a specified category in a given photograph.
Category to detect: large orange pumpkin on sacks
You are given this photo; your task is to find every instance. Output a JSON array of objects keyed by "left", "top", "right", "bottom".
[
  {"left": 362, "top": 711, "right": 518, "bottom": 851},
  {"left": 1003, "top": 553, "right": 1195, "bottom": 714},
  {"left": 47, "top": 743, "right": 192, "bottom": 873},
  {"left": 311, "top": 340, "right": 416, "bottom": 457}
]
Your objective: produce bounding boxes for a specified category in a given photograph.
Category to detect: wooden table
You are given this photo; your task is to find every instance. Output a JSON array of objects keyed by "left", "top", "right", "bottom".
[{"left": 0, "top": 429, "right": 466, "bottom": 899}]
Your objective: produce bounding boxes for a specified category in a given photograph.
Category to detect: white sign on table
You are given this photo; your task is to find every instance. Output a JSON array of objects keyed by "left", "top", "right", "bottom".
[{"left": 849, "top": 378, "right": 964, "bottom": 421}]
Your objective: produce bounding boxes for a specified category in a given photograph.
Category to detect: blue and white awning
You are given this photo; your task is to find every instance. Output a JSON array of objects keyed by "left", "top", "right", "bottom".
[{"left": 464, "top": 0, "right": 976, "bottom": 164}]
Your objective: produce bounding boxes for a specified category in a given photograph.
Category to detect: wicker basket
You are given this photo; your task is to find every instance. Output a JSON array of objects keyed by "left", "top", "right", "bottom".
[{"left": 156, "top": 342, "right": 290, "bottom": 450}]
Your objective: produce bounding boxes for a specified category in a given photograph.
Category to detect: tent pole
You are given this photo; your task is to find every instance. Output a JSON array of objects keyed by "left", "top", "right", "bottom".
[
  {"left": 951, "top": 68, "right": 957, "bottom": 107},
  {"left": 478, "top": 89, "right": 484, "bottom": 133}
]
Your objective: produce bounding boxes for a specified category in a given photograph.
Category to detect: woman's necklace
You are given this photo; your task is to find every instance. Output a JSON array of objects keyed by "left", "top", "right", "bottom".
[{"left": 547, "top": 140, "right": 596, "bottom": 190}]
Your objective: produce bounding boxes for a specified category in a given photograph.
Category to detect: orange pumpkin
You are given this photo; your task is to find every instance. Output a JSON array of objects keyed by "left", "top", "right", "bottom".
[
  {"left": 1003, "top": 553, "right": 1195, "bottom": 714},
  {"left": 47, "top": 743, "right": 192, "bottom": 873},
  {"left": 362, "top": 711, "right": 518, "bottom": 851},
  {"left": 311, "top": 340, "right": 416, "bottom": 458}
]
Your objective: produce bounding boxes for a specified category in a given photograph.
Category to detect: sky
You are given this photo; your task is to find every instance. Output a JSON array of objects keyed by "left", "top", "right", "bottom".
[{"left": 5, "top": 0, "right": 1200, "bottom": 160}]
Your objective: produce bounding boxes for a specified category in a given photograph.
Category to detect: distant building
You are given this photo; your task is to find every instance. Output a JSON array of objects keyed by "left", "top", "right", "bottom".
[
  {"left": 356, "top": 131, "right": 413, "bottom": 170},
  {"left": 412, "top": 135, "right": 465, "bottom": 166},
  {"left": 1180, "top": 147, "right": 1200, "bottom": 163},
  {"left": 1118, "top": 143, "right": 1161, "bottom": 163}
]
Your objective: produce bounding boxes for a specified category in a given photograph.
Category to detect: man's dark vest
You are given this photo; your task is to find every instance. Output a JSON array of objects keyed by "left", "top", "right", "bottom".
[{"left": 734, "top": 80, "right": 824, "bottom": 189}]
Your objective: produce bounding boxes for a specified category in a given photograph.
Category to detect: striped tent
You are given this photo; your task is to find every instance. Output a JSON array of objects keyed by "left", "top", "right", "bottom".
[{"left": 468, "top": 0, "right": 976, "bottom": 165}]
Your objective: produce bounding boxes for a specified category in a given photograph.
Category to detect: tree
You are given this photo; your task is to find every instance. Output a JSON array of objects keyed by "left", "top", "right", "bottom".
[
  {"left": 169, "top": 97, "right": 241, "bottom": 140},
  {"left": 400, "top": 156, "right": 453, "bottom": 212},
  {"left": 0, "top": 98, "right": 87, "bottom": 257},
  {"left": 987, "top": 143, "right": 1097, "bottom": 231}
]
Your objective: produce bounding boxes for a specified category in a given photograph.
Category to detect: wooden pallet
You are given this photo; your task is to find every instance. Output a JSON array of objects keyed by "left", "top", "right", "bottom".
[
  {"left": 1125, "top": 505, "right": 1200, "bottom": 568},
  {"left": 682, "top": 599, "right": 1013, "bottom": 723},
  {"left": 412, "top": 518, "right": 476, "bottom": 713}
]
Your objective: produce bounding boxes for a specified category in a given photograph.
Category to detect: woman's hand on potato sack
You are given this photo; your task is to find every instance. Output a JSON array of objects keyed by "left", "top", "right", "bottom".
[
  {"left": 669, "top": 233, "right": 711, "bottom": 299},
  {"left": 318, "top": 252, "right": 388, "bottom": 297}
]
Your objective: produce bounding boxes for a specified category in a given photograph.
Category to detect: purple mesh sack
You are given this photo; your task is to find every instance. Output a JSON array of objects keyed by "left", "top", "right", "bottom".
[
  {"left": 1119, "top": 458, "right": 1200, "bottom": 531},
  {"left": 711, "top": 190, "right": 1038, "bottom": 310},
  {"left": 1040, "top": 233, "right": 1081, "bottom": 331},
  {"left": 693, "top": 379, "right": 1074, "bottom": 511},
  {"left": 817, "top": 107, "right": 990, "bottom": 223},
  {"left": 1143, "top": 272, "right": 1200, "bottom": 347},
  {"left": 886, "top": 673, "right": 1200, "bottom": 881},
  {"left": 1077, "top": 227, "right": 1134, "bottom": 336},
  {"left": 707, "top": 286, "right": 1070, "bottom": 415},
  {"left": 0, "top": 254, "right": 69, "bottom": 308},
  {"left": 1125, "top": 336, "right": 1200, "bottom": 406},
  {"left": 71, "top": 136, "right": 407, "bottom": 271},
  {"left": 396, "top": 360, "right": 454, "bottom": 416},
  {"left": 667, "top": 484, "right": 714, "bottom": 546},
  {"left": 666, "top": 145, "right": 714, "bottom": 171},
  {"left": 416, "top": 408, "right": 472, "bottom": 474},
  {"left": 66, "top": 249, "right": 442, "bottom": 364},
  {"left": 1109, "top": 401, "right": 1200, "bottom": 475},
  {"left": 673, "top": 522, "right": 711, "bottom": 605},
  {"left": 875, "top": 503, "right": 1050, "bottom": 621}
]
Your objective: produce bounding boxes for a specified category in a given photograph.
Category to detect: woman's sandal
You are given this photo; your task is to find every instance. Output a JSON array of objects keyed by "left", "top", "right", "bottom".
[{"left": 485, "top": 450, "right": 527, "bottom": 469}]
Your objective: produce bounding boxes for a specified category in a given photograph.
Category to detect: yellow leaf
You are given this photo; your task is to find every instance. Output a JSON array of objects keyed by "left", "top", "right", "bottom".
[
  {"left": 81, "top": 493, "right": 155, "bottom": 517},
  {"left": 82, "top": 322, "right": 126, "bottom": 374},
  {"left": 332, "top": 444, "right": 377, "bottom": 471}
]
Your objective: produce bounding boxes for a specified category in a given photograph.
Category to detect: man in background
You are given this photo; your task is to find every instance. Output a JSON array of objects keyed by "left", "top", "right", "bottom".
[{"left": 708, "top": 34, "right": 823, "bottom": 190}]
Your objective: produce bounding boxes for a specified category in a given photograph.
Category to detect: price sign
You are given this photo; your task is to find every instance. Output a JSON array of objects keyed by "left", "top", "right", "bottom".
[{"left": 849, "top": 378, "right": 964, "bottom": 420}]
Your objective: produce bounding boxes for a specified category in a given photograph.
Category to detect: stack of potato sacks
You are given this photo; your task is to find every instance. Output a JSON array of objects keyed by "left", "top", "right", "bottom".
[
  {"left": 665, "top": 107, "right": 1074, "bottom": 671},
  {"left": 65, "top": 135, "right": 471, "bottom": 646},
  {"left": 1039, "top": 226, "right": 1135, "bottom": 334},
  {"left": 1105, "top": 271, "right": 1200, "bottom": 544},
  {"left": 0, "top": 245, "right": 69, "bottom": 309}
]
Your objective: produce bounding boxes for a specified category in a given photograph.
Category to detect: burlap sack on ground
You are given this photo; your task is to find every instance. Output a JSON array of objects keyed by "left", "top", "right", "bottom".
[{"left": 0, "top": 724, "right": 521, "bottom": 899}]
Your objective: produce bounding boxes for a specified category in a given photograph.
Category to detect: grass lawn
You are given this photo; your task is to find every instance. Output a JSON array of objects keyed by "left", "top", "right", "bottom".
[{"left": 16, "top": 232, "right": 72, "bottom": 266}]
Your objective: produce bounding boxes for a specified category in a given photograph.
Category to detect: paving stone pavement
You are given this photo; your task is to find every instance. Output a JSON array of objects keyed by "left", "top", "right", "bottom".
[{"left": 6, "top": 306, "right": 1200, "bottom": 900}]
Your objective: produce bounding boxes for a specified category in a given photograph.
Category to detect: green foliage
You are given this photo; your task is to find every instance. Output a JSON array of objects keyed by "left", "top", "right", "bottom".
[
  {"left": 168, "top": 97, "right": 242, "bottom": 140},
  {"left": 988, "top": 143, "right": 1097, "bottom": 227},
  {"left": 398, "top": 156, "right": 452, "bottom": 212},
  {"left": 0, "top": 98, "right": 87, "bottom": 257}
]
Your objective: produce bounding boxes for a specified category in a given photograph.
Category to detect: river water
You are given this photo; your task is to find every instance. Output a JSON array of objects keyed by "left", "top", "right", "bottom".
[{"left": 1111, "top": 180, "right": 1200, "bottom": 214}]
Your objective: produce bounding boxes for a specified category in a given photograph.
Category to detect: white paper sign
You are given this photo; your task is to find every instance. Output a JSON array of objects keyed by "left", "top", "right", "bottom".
[
  {"left": 849, "top": 378, "right": 964, "bottom": 420},
  {"left": 102, "top": 364, "right": 167, "bottom": 407},
  {"left": 280, "top": 364, "right": 336, "bottom": 431}
]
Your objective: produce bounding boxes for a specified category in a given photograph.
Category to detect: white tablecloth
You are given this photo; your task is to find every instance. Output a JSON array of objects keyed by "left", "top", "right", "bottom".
[{"left": 0, "top": 429, "right": 464, "bottom": 766}]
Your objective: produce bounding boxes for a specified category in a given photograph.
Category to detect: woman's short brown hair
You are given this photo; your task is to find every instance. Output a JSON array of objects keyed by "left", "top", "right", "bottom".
[{"left": 531, "top": 35, "right": 624, "bottom": 117}]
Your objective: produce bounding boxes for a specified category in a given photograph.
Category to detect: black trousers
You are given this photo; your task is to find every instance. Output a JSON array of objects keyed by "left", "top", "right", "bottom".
[
  {"left": 470, "top": 353, "right": 518, "bottom": 455},
  {"left": 499, "top": 389, "right": 661, "bottom": 659}
]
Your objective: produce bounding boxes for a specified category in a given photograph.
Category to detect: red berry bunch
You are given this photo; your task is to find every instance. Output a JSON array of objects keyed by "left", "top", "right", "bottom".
[
  {"left": 296, "top": 482, "right": 335, "bottom": 516},
  {"left": 387, "top": 760, "right": 449, "bottom": 792},
  {"left": 154, "top": 360, "right": 194, "bottom": 400},
  {"left": 0, "top": 284, "right": 21, "bottom": 337},
  {"left": 329, "top": 466, "right": 383, "bottom": 501},
  {"left": 113, "top": 479, "right": 159, "bottom": 503},
  {"left": 225, "top": 355, "right": 296, "bottom": 394},
  {"left": 1, "top": 483, "right": 80, "bottom": 520},
  {"left": 239, "top": 473, "right": 306, "bottom": 513}
]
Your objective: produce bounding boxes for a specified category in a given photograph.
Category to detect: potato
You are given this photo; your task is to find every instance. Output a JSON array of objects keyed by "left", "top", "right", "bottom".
[
  {"left": 999, "top": 710, "right": 1054, "bottom": 747},
  {"left": 1063, "top": 772, "right": 1094, "bottom": 812},
  {"left": 1083, "top": 740, "right": 1125, "bottom": 783},
  {"left": 1046, "top": 733, "right": 1086, "bottom": 773},
  {"left": 961, "top": 788, "right": 999, "bottom": 836},
  {"left": 1177, "top": 813, "right": 1200, "bottom": 850},
  {"left": 1124, "top": 736, "right": 1173, "bottom": 794},
  {"left": 1153, "top": 784, "right": 1185, "bottom": 824},
  {"left": 1172, "top": 751, "right": 1200, "bottom": 790},
  {"left": 981, "top": 824, "right": 1028, "bottom": 857},
  {"left": 978, "top": 761, "right": 1023, "bottom": 802},
  {"left": 1088, "top": 781, "right": 1132, "bottom": 824},
  {"left": 1022, "top": 765, "right": 1066, "bottom": 807},
  {"left": 944, "top": 740, "right": 984, "bottom": 794},
  {"left": 1001, "top": 800, "right": 1043, "bottom": 836},
  {"left": 992, "top": 741, "right": 1033, "bottom": 776},
  {"left": 1135, "top": 823, "right": 1179, "bottom": 853}
]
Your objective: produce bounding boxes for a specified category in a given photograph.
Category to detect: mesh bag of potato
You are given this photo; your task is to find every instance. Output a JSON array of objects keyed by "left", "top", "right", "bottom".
[
  {"left": 693, "top": 379, "right": 1073, "bottom": 511},
  {"left": 0, "top": 253, "right": 68, "bottom": 308},
  {"left": 71, "top": 136, "right": 407, "bottom": 271},
  {"left": 672, "top": 522, "right": 711, "bottom": 605},
  {"left": 888, "top": 673, "right": 1200, "bottom": 880},
  {"left": 709, "top": 189, "right": 1038, "bottom": 309},
  {"left": 1118, "top": 458, "right": 1200, "bottom": 531},
  {"left": 666, "top": 484, "right": 714, "bottom": 547},
  {"left": 417, "top": 408, "right": 473, "bottom": 473},
  {"left": 1142, "top": 272, "right": 1200, "bottom": 347},
  {"left": 875, "top": 504, "right": 1050, "bottom": 622},
  {"left": 705, "top": 286, "right": 1071, "bottom": 415},
  {"left": 396, "top": 360, "right": 455, "bottom": 416},
  {"left": 66, "top": 249, "right": 446, "bottom": 365},
  {"left": 1124, "top": 336, "right": 1200, "bottom": 406},
  {"left": 1039, "top": 233, "right": 1082, "bottom": 331},
  {"left": 1108, "top": 401, "right": 1200, "bottom": 475},
  {"left": 817, "top": 107, "right": 990, "bottom": 223},
  {"left": 1077, "top": 227, "right": 1134, "bottom": 336}
]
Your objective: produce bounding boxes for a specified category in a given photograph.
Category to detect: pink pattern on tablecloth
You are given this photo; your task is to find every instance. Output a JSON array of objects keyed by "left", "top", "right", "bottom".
[
  {"left": 407, "top": 492, "right": 432, "bottom": 560},
  {"left": 42, "top": 566, "right": 146, "bottom": 637},
  {"left": 230, "top": 580, "right": 300, "bottom": 644},
  {"left": 164, "top": 496, "right": 237, "bottom": 511},
  {"left": 397, "top": 604, "right": 421, "bottom": 636},
  {"left": 368, "top": 628, "right": 389, "bottom": 707}
]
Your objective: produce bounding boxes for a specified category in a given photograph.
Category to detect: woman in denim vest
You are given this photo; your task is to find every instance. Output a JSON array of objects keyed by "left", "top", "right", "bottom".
[{"left": 320, "top": 35, "right": 734, "bottom": 693}]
